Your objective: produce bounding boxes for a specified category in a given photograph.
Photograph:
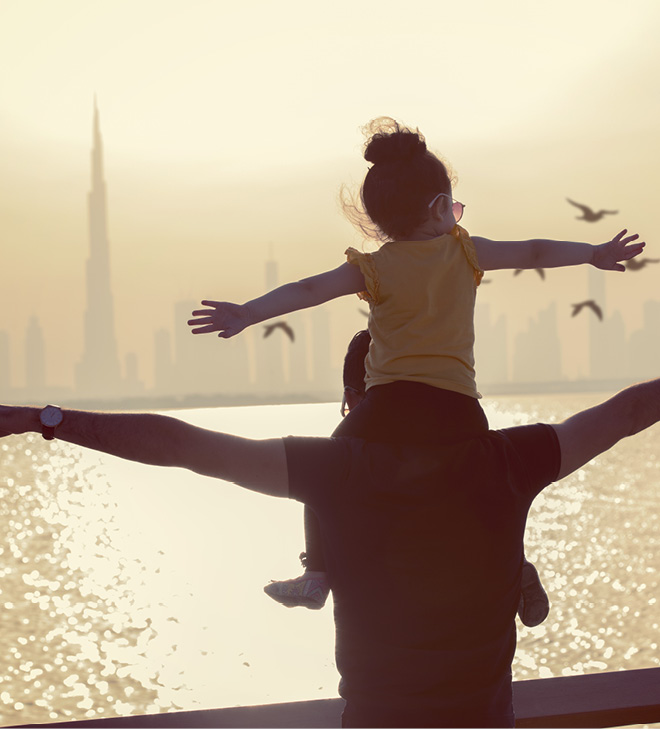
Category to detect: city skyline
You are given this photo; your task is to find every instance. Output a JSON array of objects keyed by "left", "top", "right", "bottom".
[
  {"left": 0, "top": 103, "right": 344, "bottom": 404},
  {"left": 5, "top": 283, "right": 660, "bottom": 405},
  {"left": 2, "top": 0, "right": 659, "bottom": 402},
  {"left": 1, "top": 101, "right": 660, "bottom": 404}
]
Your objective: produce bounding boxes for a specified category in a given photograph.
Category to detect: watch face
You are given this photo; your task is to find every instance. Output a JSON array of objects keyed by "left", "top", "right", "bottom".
[{"left": 41, "top": 405, "right": 63, "bottom": 428}]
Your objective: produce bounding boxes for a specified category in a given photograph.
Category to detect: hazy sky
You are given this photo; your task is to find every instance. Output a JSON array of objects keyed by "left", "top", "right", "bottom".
[{"left": 1, "top": 0, "right": 660, "bottom": 388}]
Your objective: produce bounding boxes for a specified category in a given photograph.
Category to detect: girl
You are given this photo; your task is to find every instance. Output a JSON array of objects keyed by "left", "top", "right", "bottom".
[{"left": 188, "top": 117, "right": 644, "bottom": 625}]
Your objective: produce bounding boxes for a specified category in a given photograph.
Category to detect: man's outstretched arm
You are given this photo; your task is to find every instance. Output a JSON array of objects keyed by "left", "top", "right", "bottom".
[
  {"left": 552, "top": 378, "right": 660, "bottom": 480},
  {"left": 0, "top": 406, "right": 289, "bottom": 498}
]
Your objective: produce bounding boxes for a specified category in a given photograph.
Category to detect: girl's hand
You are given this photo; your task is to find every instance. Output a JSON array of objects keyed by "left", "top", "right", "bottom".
[
  {"left": 188, "top": 301, "right": 253, "bottom": 338},
  {"left": 593, "top": 229, "right": 646, "bottom": 271}
]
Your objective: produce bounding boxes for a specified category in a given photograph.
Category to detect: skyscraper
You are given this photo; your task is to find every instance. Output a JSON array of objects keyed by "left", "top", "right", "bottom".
[
  {"left": 512, "top": 303, "right": 563, "bottom": 383},
  {"left": 587, "top": 268, "right": 628, "bottom": 380},
  {"left": 75, "top": 99, "right": 122, "bottom": 398},
  {"left": 588, "top": 267, "right": 607, "bottom": 380},
  {"left": 0, "top": 330, "right": 9, "bottom": 393},
  {"left": 474, "top": 302, "right": 508, "bottom": 385},
  {"left": 254, "top": 253, "right": 286, "bottom": 395},
  {"left": 154, "top": 327, "right": 175, "bottom": 395},
  {"left": 25, "top": 315, "right": 46, "bottom": 392},
  {"left": 629, "top": 300, "right": 660, "bottom": 379}
]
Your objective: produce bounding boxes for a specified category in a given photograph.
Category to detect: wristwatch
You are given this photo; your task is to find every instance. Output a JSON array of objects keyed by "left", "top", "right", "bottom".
[{"left": 40, "top": 405, "right": 63, "bottom": 441}]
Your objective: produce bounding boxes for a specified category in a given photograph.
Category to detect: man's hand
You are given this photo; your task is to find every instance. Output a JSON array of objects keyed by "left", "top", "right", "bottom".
[
  {"left": 592, "top": 229, "right": 645, "bottom": 271},
  {"left": 0, "top": 405, "right": 38, "bottom": 437},
  {"left": 188, "top": 301, "right": 253, "bottom": 338}
]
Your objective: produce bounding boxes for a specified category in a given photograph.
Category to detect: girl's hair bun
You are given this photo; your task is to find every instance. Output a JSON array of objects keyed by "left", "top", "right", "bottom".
[
  {"left": 341, "top": 115, "right": 453, "bottom": 242},
  {"left": 363, "top": 117, "right": 427, "bottom": 165}
]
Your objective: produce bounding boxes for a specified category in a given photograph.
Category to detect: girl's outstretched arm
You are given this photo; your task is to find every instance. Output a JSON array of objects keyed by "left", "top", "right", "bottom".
[
  {"left": 188, "top": 262, "right": 366, "bottom": 338},
  {"left": 472, "top": 229, "right": 645, "bottom": 272}
]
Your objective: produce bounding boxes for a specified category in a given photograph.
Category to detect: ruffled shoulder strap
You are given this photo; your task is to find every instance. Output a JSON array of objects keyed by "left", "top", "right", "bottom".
[
  {"left": 345, "top": 247, "right": 380, "bottom": 304},
  {"left": 451, "top": 225, "right": 484, "bottom": 286}
]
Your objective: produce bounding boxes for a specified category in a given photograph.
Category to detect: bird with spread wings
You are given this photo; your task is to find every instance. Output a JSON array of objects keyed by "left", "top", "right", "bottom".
[
  {"left": 571, "top": 300, "right": 603, "bottom": 321},
  {"left": 263, "top": 321, "right": 295, "bottom": 342},
  {"left": 566, "top": 198, "right": 618, "bottom": 222},
  {"left": 626, "top": 257, "right": 660, "bottom": 271},
  {"left": 514, "top": 268, "right": 545, "bottom": 280}
]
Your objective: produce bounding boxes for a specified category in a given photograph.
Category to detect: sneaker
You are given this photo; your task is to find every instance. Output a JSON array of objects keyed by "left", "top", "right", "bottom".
[
  {"left": 517, "top": 560, "right": 550, "bottom": 627},
  {"left": 263, "top": 571, "right": 330, "bottom": 610}
]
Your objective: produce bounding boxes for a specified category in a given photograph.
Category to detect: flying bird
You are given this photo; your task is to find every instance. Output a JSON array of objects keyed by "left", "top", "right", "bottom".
[
  {"left": 566, "top": 198, "right": 618, "bottom": 222},
  {"left": 263, "top": 321, "right": 295, "bottom": 342},
  {"left": 514, "top": 268, "right": 545, "bottom": 280},
  {"left": 571, "top": 300, "right": 603, "bottom": 321},
  {"left": 626, "top": 257, "right": 660, "bottom": 271}
]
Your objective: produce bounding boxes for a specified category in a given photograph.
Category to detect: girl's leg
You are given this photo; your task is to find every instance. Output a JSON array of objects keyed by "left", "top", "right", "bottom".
[
  {"left": 518, "top": 555, "right": 549, "bottom": 627},
  {"left": 299, "top": 394, "right": 385, "bottom": 573},
  {"left": 300, "top": 504, "right": 324, "bottom": 571},
  {"left": 264, "top": 394, "right": 383, "bottom": 608}
]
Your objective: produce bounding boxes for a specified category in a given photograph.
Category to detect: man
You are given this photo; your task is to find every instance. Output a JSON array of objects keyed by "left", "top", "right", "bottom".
[
  {"left": 266, "top": 330, "right": 550, "bottom": 629},
  {"left": 1, "top": 369, "right": 658, "bottom": 726}
]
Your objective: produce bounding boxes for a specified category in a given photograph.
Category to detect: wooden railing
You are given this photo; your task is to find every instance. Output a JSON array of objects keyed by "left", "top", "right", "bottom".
[{"left": 16, "top": 667, "right": 660, "bottom": 729}]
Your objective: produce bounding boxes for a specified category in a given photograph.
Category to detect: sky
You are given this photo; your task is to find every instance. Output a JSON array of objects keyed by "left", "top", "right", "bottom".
[{"left": 1, "top": 0, "right": 660, "bottom": 389}]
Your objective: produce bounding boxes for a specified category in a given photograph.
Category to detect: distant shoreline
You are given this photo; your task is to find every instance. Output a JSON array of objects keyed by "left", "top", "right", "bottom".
[{"left": 3, "top": 377, "right": 646, "bottom": 412}]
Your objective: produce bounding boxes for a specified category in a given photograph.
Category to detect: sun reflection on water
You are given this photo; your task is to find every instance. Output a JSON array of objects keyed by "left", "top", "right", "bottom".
[
  {"left": 0, "top": 404, "right": 342, "bottom": 725},
  {"left": 504, "top": 395, "right": 660, "bottom": 684}
]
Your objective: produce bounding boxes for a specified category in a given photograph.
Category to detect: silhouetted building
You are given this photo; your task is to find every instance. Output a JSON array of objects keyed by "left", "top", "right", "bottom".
[
  {"left": 604, "top": 310, "right": 627, "bottom": 378},
  {"left": 474, "top": 303, "right": 508, "bottom": 385},
  {"left": 513, "top": 303, "right": 563, "bottom": 383},
  {"left": 124, "top": 352, "right": 145, "bottom": 396},
  {"left": 75, "top": 100, "right": 122, "bottom": 398},
  {"left": 173, "top": 299, "right": 204, "bottom": 396},
  {"left": 629, "top": 300, "right": 660, "bottom": 379},
  {"left": 287, "top": 311, "right": 310, "bottom": 393},
  {"left": 254, "top": 255, "right": 286, "bottom": 395},
  {"left": 587, "top": 268, "right": 628, "bottom": 380},
  {"left": 588, "top": 268, "right": 606, "bottom": 380},
  {"left": 0, "top": 330, "right": 10, "bottom": 393},
  {"left": 310, "top": 307, "right": 337, "bottom": 394},
  {"left": 168, "top": 300, "right": 253, "bottom": 399},
  {"left": 154, "top": 328, "right": 176, "bottom": 395},
  {"left": 221, "top": 328, "right": 252, "bottom": 395},
  {"left": 25, "top": 315, "right": 46, "bottom": 393}
]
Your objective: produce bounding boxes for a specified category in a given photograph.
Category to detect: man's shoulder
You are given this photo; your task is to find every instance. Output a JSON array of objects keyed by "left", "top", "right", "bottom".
[
  {"left": 485, "top": 422, "right": 561, "bottom": 494},
  {"left": 283, "top": 435, "right": 362, "bottom": 502},
  {"left": 283, "top": 423, "right": 560, "bottom": 504},
  {"left": 491, "top": 422, "right": 559, "bottom": 461}
]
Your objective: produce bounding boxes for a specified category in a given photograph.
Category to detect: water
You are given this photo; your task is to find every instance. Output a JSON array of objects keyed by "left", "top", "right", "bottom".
[{"left": 0, "top": 394, "right": 659, "bottom": 725}]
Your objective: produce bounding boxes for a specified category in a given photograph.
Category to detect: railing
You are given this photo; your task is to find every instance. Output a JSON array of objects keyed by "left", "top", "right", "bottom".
[{"left": 17, "top": 667, "right": 660, "bottom": 729}]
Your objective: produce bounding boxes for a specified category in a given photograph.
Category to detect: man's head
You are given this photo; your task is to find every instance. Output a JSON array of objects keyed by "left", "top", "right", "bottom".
[{"left": 341, "top": 330, "right": 371, "bottom": 416}]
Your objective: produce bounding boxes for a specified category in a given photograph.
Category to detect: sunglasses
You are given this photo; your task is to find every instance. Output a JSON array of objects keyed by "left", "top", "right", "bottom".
[{"left": 428, "top": 193, "right": 465, "bottom": 224}]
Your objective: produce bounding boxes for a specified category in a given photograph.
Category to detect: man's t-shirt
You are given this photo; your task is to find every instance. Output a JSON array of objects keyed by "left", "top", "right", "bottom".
[{"left": 284, "top": 424, "right": 560, "bottom": 728}]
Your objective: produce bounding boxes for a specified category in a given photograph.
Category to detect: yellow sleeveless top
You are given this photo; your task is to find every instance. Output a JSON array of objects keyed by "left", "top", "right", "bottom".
[{"left": 346, "top": 224, "right": 484, "bottom": 398}]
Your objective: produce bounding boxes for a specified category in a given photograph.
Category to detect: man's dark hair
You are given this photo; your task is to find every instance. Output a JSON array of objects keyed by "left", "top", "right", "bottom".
[{"left": 343, "top": 330, "right": 371, "bottom": 395}]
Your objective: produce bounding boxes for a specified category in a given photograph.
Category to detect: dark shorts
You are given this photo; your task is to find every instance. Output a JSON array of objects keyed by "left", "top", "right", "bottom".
[{"left": 332, "top": 381, "right": 488, "bottom": 444}]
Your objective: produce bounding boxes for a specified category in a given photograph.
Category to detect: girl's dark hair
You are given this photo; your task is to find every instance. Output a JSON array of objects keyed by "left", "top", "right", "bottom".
[
  {"left": 341, "top": 117, "right": 455, "bottom": 242},
  {"left": 342, "top": 329, "right": 371, "bottom": 395}
]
